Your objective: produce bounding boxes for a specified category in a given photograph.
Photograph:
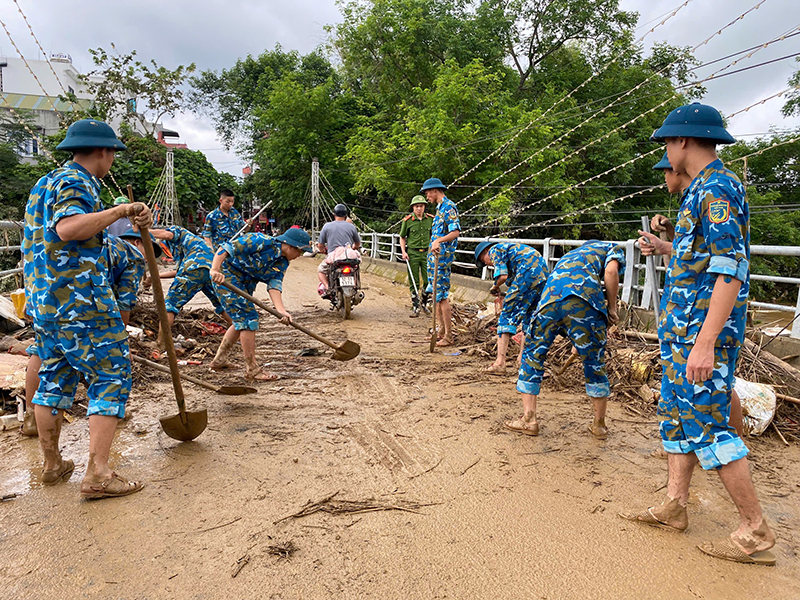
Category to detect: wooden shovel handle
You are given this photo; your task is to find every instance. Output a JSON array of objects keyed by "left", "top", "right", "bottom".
[
  {"left": 429, "top": 252, "right": 439, "bottom": 353},
  {"left": 220, "top": 280, "right": 342, "bottom": 352},
  {"left": 128, "top": 185, "right": 188, "bottom": 421},
  {"left": 132, "top": 354, "right": 220, "bottom": 393}
]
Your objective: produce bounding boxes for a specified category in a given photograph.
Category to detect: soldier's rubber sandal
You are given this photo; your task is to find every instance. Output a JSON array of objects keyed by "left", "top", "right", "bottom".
[
  {"left": 42, "top": 459, "right": 75, "bottom": 486},
  {"left": 81, "top": 472, "right": 144, "bottom": 500},
  {"left": 503, "top": 418, "right": 539, "bottom": 436},
  {"left": 618, "top": 508, "right": 687, "bottom": 532},
  {"left": 484, "top": 364, "right": 507, "bottom": 375},
  {"left": 698, "top": 538, "right": 776, "bottom": 565}
]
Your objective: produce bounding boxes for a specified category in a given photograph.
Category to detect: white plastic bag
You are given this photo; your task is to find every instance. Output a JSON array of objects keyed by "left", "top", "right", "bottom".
[{"left": 734, "top": 377, "right": 777, "bottom": 436}]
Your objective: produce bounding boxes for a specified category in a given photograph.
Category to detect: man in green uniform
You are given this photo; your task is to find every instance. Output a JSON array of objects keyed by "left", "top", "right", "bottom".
[{"left": 399, "top": 195, "right": 433, "bottom": 317}]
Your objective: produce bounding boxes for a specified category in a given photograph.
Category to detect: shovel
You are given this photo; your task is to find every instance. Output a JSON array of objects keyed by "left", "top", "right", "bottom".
[
  {"left": 131, "top": 189, "right": 208, "bottom": 441},
  {"left": 132, "top": 355, "right": 256, "bottom": 396},
  {"left": 405, "top": 257, "right": 430, "bottom": 316},
  {"left": 429, "top": 252, "right": 439, "bottom": 353},
  {"left": 220, "top": 281, "right": 360, "bottom": 361}
]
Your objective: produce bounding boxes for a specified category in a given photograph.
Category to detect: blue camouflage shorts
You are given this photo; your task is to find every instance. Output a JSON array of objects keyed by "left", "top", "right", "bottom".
[
  {"left": 659, "top": 343, "right": 748, "bottom": 470},
  {"left": 27, "top": 334, "right": 39, "bottom": 357},
  {"left": 165, "top": 269, "right": 225, "bottom": 315},
  {"left": 497, "top": 276, "right": 542, "bottom": 336},
  {"left": 517, "top": 295, "right": 609, "bottom": 397},
  {"left": 425, "top": 248, "right": 455, "bottom": 303},
  {"left": 213, "top": 266, "right": 259, "bottom": 331},
  {"left": 32, "top": 319, "right": 131, "bottom": 418}
]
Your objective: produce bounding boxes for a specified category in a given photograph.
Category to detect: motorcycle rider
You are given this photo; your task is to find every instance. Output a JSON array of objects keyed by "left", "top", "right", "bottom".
[{"left": 317, "top": 204, "right": 361, "bottom": 297}]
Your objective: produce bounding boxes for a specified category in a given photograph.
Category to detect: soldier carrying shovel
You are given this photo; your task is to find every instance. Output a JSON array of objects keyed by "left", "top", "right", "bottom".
[{"left": 399, "top": 195, "right": 433, "bottom": 317}]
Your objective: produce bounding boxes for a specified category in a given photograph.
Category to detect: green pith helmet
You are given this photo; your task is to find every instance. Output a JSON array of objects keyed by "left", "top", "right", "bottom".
[
  {"left": 56, "top": 119, "right": 127, "bottom": 151},
  {"left": 410, "top": 195, "right": 427, "bottom": 206},
  {"left": 113, "top": 196, "right": 130, "bottom": 206}
]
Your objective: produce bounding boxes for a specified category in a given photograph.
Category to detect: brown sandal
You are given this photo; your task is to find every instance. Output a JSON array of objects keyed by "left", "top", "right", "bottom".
[
  {"left": 81, "top": 472, "right": 144, "bottom": 500},
  {"left": 697, "top": 538, "right": 776, "bottom": 566},
  {"left": 504, "top": 417, "right": 539, "bottom": 436},
  {"left": 42, "top": 459, "right": 75, "bottom": 486},
  {"left": 618, "top": 506, "right": 687, "bottom": 533}
]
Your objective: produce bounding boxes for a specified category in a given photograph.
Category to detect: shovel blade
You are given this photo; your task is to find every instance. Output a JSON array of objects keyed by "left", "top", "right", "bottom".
[
  {"left": 159, "top": 409, "right": 208, "bottom": 441},
  {"left": 332, "top": 340, "right": 361, "bottom": 361},
  {"left": 216, "top": 386, "right": 257, "bottom": 396}
]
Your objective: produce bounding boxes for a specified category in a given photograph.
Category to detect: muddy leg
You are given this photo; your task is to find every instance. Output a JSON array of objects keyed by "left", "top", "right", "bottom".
[
  {"left": 22, "top": 355, "right": 41, "bottom": 436},
  {"left": 493, "top": 333, "right": 511, "bottom": 369},
  {"left": 590, "top": 397, "right": 608, "bottom": 439},
  {"left": 85, "top": 415, "right": 119, "bottom": 481},
  {"left": 729, "top": 389, "right": 744, "bottom": 438},
  {"left": 34, "top": 404, "right": 64, "bottom": 471},
  {"left": 717, "top": 457, "right": 775, "bottom": 554},
  {"left": 210, "top": 325, "right": 240, "bottom": 369}
]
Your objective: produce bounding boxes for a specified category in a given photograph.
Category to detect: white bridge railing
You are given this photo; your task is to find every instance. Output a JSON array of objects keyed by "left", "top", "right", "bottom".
[
  {"left": 0, "top": 221, "right": 23, "bottom": 279},
  {"left": 362, "top": 231, "right": 800, "bottom": 339}
]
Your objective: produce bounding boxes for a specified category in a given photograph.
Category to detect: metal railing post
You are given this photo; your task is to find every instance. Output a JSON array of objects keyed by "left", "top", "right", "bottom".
[
  {"left": 543, "top": 237, "right": 552, "bottom": 270},
  {"left": 622, "top": 239, "right": 636, "bottom": 304},
  {"left": 793, "top": 287, "right": 800, "bottom": 339},
  {"left": 389, "top": 234, "right": 396, "bottom": 262},
  {"left": 372, "top": 232, "right": 378, "bottom": 258}
]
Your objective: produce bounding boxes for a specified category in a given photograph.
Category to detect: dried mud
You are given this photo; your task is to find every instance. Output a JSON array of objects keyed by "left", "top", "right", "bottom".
[{"left": 1, "top": 257, "right": 799, "bottom": 600}]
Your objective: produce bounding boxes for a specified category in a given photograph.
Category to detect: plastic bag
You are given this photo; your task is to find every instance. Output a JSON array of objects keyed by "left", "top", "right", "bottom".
[{"left": 734, "top": 377, "right": 777, "bottom": 436}]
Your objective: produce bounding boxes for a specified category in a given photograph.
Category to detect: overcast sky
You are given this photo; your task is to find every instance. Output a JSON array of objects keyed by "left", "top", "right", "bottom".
[{"left": 2, "top": 0, "right": 798, "bottom": 176}]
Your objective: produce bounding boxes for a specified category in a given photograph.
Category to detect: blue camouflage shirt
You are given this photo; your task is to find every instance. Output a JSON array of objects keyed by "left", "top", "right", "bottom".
[
  {"left": 163, "top": 226, "right": 214, "bottom": 273},
  {"left": 106, "top": 235, "right": 146, "bottom": 312},
  {"left": 202, "top": 207, "right": 246, "bottom": 250},
  {"left": 489, "top": 242, "right": 548, "bottom": 291},
  {"left": 430, "top": 196, "right": 460, "bottom": 253},
  {"left": 219, "top": 233, "right": 289, "bottom": 292},
  {"left": 659, "top": 159, "right": 749, "bottom": 348},
  {"left": 538, "top": 241, "right": 626, "bottom": 318},
  {"left": 22, "top": 161, "right": 121, "bottom": 324}
]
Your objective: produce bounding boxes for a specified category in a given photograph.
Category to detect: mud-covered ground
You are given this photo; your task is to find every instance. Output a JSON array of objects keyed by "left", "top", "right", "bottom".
[{"left": 1, "top": 257, "right": 799, "bottom": 599}]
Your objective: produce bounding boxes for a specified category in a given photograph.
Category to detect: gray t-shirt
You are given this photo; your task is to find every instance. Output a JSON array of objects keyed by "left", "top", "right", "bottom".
[{"left": 319, "top": 220, "right": 360, "bottom": 252}]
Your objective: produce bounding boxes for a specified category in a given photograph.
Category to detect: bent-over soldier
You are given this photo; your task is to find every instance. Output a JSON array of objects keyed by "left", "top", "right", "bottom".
[
  {"left": 209, "top": 229, "right": 311, "bottom": 381},
  {"left": 510, "top": 240, "right": 624, "bottom": 439},
  {"left": 474, "top": 241, "right": 548, "bottom": 374}
]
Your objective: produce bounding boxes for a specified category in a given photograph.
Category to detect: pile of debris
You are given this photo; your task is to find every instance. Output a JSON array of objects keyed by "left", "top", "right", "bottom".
[{"left": 449, "top": 302, "right": 800, "bottom": 443}]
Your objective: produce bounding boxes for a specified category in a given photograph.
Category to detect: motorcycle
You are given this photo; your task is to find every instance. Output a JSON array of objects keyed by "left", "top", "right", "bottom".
[{"left": 327, "top": 256, "right": 365, "bottom": 319}]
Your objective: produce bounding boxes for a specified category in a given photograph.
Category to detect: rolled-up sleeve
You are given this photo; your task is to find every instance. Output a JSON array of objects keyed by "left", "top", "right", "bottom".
[
  {"left": 703, "top": 187, "right": 749, "bottom": 283},
  {"left": 605, "top": 244, "right": 627, "bottom": 277}
]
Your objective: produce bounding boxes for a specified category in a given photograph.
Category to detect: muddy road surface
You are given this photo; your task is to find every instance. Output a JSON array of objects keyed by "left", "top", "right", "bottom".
[{"left": 2, "top": 257, "right": 799, "bottom": 599}]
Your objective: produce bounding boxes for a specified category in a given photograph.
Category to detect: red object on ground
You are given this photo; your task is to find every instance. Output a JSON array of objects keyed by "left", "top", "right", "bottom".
[{"left": 200, "top": 322, "right": 227, "bottom": 335}]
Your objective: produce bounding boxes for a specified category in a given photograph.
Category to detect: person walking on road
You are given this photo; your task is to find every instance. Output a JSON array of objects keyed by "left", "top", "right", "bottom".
[
  {"left": 22, "top": 118, "right": 150, "bottom": 499},
  {"left": 623, "top": 103, "right": 775, "bottom": 566},
  {"left": 203, "top": 189, "right": 248, "bottom": 250},
  {"left": 209, "top": 228, "right": 312, "bottom": 381},
  {"left": 511, "top": 240, "right": 625, "bottom": 439},
  {"left": 475, "top": 241, "right": 548, "bottom": 374},
  {"left": 399, "top": 195, "right": 433, "bottom": 317},
  {"left": 421, "top": 178, "right": 460, "bottom": 346}
]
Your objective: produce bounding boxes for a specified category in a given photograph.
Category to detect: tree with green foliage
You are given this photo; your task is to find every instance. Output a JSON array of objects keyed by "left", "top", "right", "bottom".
[{"left": 80, "top": 44, "right": 196, "bottom": 135}]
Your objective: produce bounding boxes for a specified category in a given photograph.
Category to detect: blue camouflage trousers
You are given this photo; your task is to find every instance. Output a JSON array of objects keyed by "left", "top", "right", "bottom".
[
  {"left": 659, "top": 343, "right": 748, "bottom": 470},
  {"left": 213, "top": 266, "right": 260, "bottom": 331},
  {"left": 165, "top": 268, "right": 225, "bottom": 315},
  {"left": 517, "top": 296, "right": 609, "bottom": 397},
  {"left": 32, "top": 319, "right": 131, "bottom": 418},
  {"left": 497, "top": 275, "right": 543, "bottom": 336},
  {"left": 425, "top": 248, "right": 455, "bottom": 303}
]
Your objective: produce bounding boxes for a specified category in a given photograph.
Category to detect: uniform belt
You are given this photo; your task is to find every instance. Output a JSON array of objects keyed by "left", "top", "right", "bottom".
[{"left": 410, "top": 247, "right": 427, "bottom": 252}]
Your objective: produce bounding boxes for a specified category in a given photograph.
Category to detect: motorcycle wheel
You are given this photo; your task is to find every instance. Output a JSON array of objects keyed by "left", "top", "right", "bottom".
[{"left": 340, "top": 290, "right": 352, "bottom": 320}]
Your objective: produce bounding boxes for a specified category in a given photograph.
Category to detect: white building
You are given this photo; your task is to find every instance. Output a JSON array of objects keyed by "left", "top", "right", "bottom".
[{"left": 0, "top": 53, "right": 183, "bottom": 158}]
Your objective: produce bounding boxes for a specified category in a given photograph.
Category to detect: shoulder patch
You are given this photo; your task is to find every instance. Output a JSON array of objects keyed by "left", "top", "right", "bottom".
[
  {"left": 403, "top": 214, "right": 413, "bottom": 221},
  {"left": 708, "top": 199, "right": 730, "bottom": 224},
  {"left": 425, "top": 213, "right": 434, "bottom": 218}
]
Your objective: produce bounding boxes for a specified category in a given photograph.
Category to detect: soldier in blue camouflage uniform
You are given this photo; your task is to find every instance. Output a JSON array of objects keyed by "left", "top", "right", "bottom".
[
  {"left": 22, "top": 118, "right": 150, "bottom": 499},
  {"left": 209, "top": 228, "right": 311, "bottom": 381},
  {"left": 623, "top": 103, "right": 775, "bottom": 566},
  {"left": 149, "top": 225, "right": 232, "bottom": 344},
  {"left": 421, "top": 178, "right": 461, "bottom": 347},
  {"left": 202, "top": 189, "right": 248, "bottom": 250},
  {"left": 23, "top": 227, "right": 150, "bottom": 437},
  {"left": 510, "top": 241, "right": 625, "bottom": 439},
  {"left": 475, "top": 241, "right": 548, "bottom": 373}
]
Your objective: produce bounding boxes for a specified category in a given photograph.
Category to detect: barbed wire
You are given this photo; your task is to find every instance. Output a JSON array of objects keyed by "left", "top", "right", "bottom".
[
  {"left": 446, "top": 0, "right": 695, "bottom": 189},
  {"left": 498, "top": 130, "right": 800, "bottom": 237},
  {"left": 457, "top": 0, "right": 779, "bottom": 223},
  {"left": 10, "top": 0, "right": 80, "bottom": 113}
]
